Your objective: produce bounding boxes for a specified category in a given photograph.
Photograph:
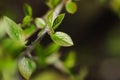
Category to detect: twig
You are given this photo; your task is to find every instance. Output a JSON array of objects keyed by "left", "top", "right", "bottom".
[
  {"left": 24, "top": 26, "right": 49, "bottom": 58},
  {"left": 24, "top": 0, "right": 66, "bottom": 58},
  {"left": 18, "top": 0, "right": 68, "bottom": 80}
]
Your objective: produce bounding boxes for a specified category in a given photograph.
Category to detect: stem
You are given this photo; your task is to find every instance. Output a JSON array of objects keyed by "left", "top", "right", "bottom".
[
  {"left": 24, "top": 26, "right": 49, "bottom": 58},
  {"left": 18, "top": 0, "right": 68, "bottom": 79},
  {"left": 24, "top": 0, "right": 66, "bottom": 58}
]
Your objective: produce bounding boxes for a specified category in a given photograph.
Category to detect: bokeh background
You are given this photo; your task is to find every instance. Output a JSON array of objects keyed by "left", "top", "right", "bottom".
[{"left": 0, "top": 0, "right": 120, "bottom": 80}]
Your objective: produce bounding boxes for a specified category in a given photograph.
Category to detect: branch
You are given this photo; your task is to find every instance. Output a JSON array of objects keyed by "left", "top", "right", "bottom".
[
  {"left": 17, "top": 0, "right": 69, "bottom": 80},
  {"left": 18, "top": 0, "right": 67, "bottom": 59},
  {"left": 23, "top": 0, "right": 67, "bottom": 58},
  {"left": 24, "top": 27, "right": 47, "bottom": 58}
]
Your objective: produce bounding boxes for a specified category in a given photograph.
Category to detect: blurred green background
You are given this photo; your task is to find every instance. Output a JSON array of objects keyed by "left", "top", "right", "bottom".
[{"left": 0, "top": 0, "right": 120, "bottom": 80}]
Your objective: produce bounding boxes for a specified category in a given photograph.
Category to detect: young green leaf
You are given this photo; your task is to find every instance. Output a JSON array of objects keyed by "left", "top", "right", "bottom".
[
  {"left": 64, "top": 51, "right": 76, "bottom": 69},
  {"left": 3, "top": 16, "right": 25, "bottom": 43},
  {"left": 46, "top": 11, "right": 54, "bottom": 34},
  {"left": 35, "top": 18, "right": 46, "bottom": 29},
  {"left": 18, "top": 57, "right": 36, "bottom": 80},
  {"left": 24, "top": 3, "right": 32, "bottom": 16},
  {"left": 47, "top": 11, "right": 54, "bottom": 27},
  {"left": 0, "top": 18, "right": 5, "bottom": 38},
  {"left": 52, "top": 13, "right": 65, "bottom": 29},
  {"left": 46, "top": 0, "right": 60, "bottom": 9},
  {"left": 65, "top": 1, "right": 77, "bottom": 14},
  {"left": 23, "top": 24, "right": 36, "bottom": 38},
  {"left": 50, "top": 31, "right": 74, "bottom": 47},
  {"left": 45, "top": 43, "right": 60, "bottom": 56},
  {"left": 22, "top": 16, "right": 32, "bottom": 27}
]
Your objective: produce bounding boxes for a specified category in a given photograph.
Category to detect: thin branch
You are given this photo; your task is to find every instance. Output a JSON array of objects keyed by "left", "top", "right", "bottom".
[
  {"left": 24, "top": 26, "right": 49, "bottom": 58},
  {"left": 24, "top": 0, "right": 66, "bottom": 58},
  {"left": 17, "top": 0, "right": 69, "bottom": 80}
]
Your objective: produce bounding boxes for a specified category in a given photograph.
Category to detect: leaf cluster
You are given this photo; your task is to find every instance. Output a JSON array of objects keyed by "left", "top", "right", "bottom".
[{"left": 0, "top": 0, "right": 78, "bottom": 79}]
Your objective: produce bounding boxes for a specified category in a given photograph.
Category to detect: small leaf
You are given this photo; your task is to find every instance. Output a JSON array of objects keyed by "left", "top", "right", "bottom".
[
  {"left": 18, "top": 57, "right": 36, "bottom": 80},
  {"left": 46, "top": 0, "right": 60, "bottom": 9},
  {"left": 22, "top": 16, "right": 33, "bottom": 27},
  {"left": 46, "top": 11, "right": 54, "bottom": 34},
  {"left": 3, "top": 16, "right": 25, "bottom": 43},
  {"left": 51, "top": 31, "right": 74, "bottom": 47},
  {"left": 24, "top": 3, "right": 32, "bottom": 16},
  {"left": 47, "top": 11, "right": 54, "bottom": 27},
  {"left": 52, "top": 13, "right": 65, "bottom": 29},
  {"left": 64, "top": 51, "right": 76, "bottom": 69},
  {"left": 23, "top": 24, "right": 36, "bottom": 38},
  {"left": 0, "top": 18, "right": 5, "bottom": 38},
  {"left": 45, "top": 43, "right": 60, "bottom": 56},
  {"left": 65, "top": 1, "right": 77, "bottom": 14},
  {"left": 35, "top": 18, "right": 46, "bottom": 29}
]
